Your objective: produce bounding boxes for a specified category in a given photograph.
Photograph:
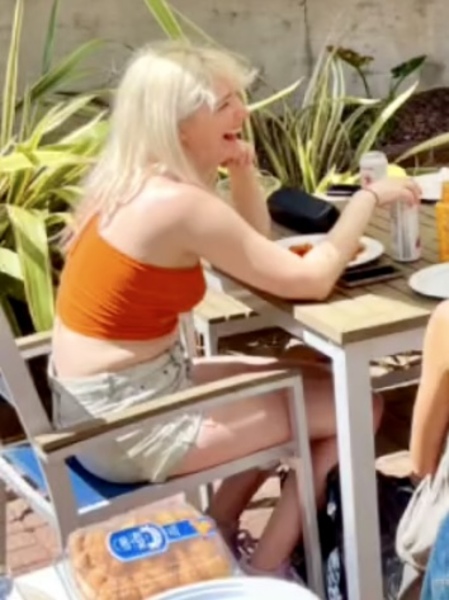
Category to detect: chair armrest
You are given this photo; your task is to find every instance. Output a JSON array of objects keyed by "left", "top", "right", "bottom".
[
  {"left": 16, "top": 331, "right": 52, "bottom": 359},
  {"left": 34, "top": 368, "right": 298, "bottom": 456}
]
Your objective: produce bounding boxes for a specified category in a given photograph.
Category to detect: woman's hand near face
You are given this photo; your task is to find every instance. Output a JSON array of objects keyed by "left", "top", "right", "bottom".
[
  {"left": 219, "top": 140, "right": 270, "bottom": 236},
  {"left": 221, "top": 139, "right": 255, "bottom": 171}
]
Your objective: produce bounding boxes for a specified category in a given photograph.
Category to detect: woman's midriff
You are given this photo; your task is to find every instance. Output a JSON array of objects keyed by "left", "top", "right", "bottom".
[{"left": 51, "top": 317, "right": 180, "bottom": 378}]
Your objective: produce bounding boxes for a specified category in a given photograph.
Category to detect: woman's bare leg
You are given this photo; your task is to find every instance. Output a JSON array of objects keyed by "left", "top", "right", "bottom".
[
  {"left": 206, "top": 468, "right": 272, "bottom": 542},
  {"left": 250, "top": 437, "right": 338, "bottom": 571},
  {"left": 172, "top": 353, "right": 383, "bottom": 571},
  {"left": 184, "top": 356, "right": 336, "bottom": 532}
]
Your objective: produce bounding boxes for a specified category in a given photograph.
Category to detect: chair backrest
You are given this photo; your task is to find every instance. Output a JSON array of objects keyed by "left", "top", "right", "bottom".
[
  {"left": 180, "top": 312, "right": 198, "bottom": 359},
  {"left": 0, "top": 307, "right": 53, "bottom": 439}
]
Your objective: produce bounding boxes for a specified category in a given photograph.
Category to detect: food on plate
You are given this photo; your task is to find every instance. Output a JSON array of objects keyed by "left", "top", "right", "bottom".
[
  {"left": 67, "top": 502, "right": 235, "bottom": 600},
  {"left": 289, "top": 240, "right": 365, "bottom": 260},
  {"left": 289, "top": 242, "right": 314, "bottom": 257}
]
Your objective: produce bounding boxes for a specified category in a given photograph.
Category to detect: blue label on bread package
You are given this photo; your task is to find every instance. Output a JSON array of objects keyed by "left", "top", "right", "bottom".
[{"left": 108, "top": 517, "right": 216, "bottom": 562}]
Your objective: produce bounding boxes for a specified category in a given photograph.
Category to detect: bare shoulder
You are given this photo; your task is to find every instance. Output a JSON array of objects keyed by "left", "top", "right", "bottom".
[
  {"left": 101, "top": 179, "right": 229, "bottom": 264},
  {"left": 429, "top": 300, "right": 449, "bottom": 332},
  {"left": 160, "top": 182, "right": 242, "bottom": 239},
  {"left": 423, "top": 299, "right": 449, "bottom": 373},
  {"left": 133, "top": 178, "right": 231, "bottom": 225},
  {"left": 172, "top": 182, "right": 232, "bottom": 215},
  {"left": 122, "top": 179, "right": 241, "bottom": 261}
]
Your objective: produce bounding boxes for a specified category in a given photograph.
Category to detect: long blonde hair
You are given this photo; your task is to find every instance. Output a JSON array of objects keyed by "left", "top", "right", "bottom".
[{"left": 64, "top": 41, "right": 256, "bottom": 250}]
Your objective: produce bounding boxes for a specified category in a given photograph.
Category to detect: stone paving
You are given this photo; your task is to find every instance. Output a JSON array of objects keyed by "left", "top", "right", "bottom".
[{"left": 7, "top": 492, "right": 59, "bottom": 576}]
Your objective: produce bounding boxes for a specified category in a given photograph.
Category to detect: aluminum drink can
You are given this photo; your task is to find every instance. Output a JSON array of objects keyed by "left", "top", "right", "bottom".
[
  {"left": 359, "top": 151, "right": 388, "bottom": 186},
  {"left": 360, "top": 151, "right": 421, "bottom": 262},
  {"left": 390, "top": 202, "right": 421, "bottom": 262}
]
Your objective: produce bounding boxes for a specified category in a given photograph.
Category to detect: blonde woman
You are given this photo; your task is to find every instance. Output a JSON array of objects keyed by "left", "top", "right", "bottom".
[{"left": 51, "top": 42, "right": 420, "bottom": 578}]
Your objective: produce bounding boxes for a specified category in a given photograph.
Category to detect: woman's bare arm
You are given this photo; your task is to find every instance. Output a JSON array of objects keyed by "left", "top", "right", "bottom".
[
  {"left": 410, "top": 301, "right": 449, "bottom": 479},
  {"left": 227, "top": 165, "right": 271, "bottom": 237},
  {"left": 180, "top": 179, "right": 419, "bottom": 301}
]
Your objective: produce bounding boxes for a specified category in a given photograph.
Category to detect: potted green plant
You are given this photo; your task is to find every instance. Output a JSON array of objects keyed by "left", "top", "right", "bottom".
[{"left": 0, "top": 0, "right": 107, "bottom": 336}]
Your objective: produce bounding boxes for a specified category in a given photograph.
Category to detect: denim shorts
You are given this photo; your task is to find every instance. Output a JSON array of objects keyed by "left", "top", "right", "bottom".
[
  {"left": 421, "top": 512, "right": 449, "bottom": 600},
  {"left": 48, "top": 342, "right": 202, "bottom": 484}
]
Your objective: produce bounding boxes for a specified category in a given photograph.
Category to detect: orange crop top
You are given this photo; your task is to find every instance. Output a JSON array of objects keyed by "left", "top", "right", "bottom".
[{"left": 56, "top": 217, "right": 206, "bottom": 340}]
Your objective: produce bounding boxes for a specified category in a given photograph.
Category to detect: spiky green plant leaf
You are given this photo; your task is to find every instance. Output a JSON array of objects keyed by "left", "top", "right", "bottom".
[
  {"left": 352, "top": 81, "right": 418, "bottom": 165},
  {"left": 26, "top": 40, "right": 104, "bottom": 105},
  {"left": 1, "top": 0, "right": 23, "bottom": 147},
  {"left": 248, "top": 80, "right": 303, "bottom": 112},
  {"left": 142, "top": 0, "right": 186, "bottom": 39},
  {"left": 396, "top": 132, "right": 449, "bottom": 163},
  {"left": 42, "top": 0, "right": 60, "bottom": 74},
  {"left": 7, "top": 205, "right": 55, "bottom": 331}
]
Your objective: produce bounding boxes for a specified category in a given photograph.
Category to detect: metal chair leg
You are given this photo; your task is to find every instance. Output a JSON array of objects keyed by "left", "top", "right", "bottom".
[
  {"left": 185, "top": 485, "right": 213, "bottom": 512},
  {"left": 202, "top": 327, "right": 219, "bottom": 357},
  {"left": 0, "top": 480, "right": 6, "bottom": 577},
  {"left": 287, "top": 376, "right": 325, "bottom": 598},
  {"left": 0, "top": 480, "right": 13, "bottom": 600}
]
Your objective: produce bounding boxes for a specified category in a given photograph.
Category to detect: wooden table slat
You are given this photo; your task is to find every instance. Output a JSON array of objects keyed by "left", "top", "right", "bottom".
[{"left": 196, "top": 288, "right": 254, "bottom": 323}]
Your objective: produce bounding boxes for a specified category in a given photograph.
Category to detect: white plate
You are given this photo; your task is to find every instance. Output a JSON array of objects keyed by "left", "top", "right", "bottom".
[
  {"left": 14, "top": 583, "right": 53, "bottom": 599},
  {"left": 277, "top": 234, "right": 384, "bottom": 268},
  {"left": 13, "top": 565, "right": 71, "bottom": 600},
  {"left": 152, "top": 577, "right": 318, "bottom": 600},
  {"left": 409, "top": 263, "right": 449, "bottom": 299},
  {"left": 413, "top": 168, "right": 449, "bottom": 202},
  {"left": 314, "top": 192, "right": 351, "bottom": 204}
]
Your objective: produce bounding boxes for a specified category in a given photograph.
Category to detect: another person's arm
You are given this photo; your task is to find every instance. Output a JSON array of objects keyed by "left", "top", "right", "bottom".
[
  {"left": 410, "top": 301, "right": 449, "bottom": 479},
  {"left": 181, "top": 177, "right": 420, "bottom": 301}
]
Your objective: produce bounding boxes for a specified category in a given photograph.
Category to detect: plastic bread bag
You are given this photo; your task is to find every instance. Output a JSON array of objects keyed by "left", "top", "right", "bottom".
[{"left": 61, "top": 499, "right": 237, "bottom": 599}]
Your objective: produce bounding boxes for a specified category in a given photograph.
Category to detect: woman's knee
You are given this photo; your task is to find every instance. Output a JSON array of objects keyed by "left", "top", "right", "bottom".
[{"left": 175, "top": 394, "right": 292, "bottom": 475}]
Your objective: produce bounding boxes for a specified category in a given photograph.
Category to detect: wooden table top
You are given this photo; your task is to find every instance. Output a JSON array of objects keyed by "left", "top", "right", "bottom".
[{"left": 258, "top": 203, "right": 441, "bottom": 346}]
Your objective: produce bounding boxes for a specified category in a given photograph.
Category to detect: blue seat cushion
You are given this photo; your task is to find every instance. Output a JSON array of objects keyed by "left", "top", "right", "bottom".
[{"left": 2, "top": 444, "right": 147, "bottom": 511}]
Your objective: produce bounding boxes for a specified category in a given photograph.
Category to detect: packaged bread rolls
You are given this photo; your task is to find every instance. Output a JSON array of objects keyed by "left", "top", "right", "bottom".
[{"left": 65, "top": 500, "right": 236, "bottom": 600}]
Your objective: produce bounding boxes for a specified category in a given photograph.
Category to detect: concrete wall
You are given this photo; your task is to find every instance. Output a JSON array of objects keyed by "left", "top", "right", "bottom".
[{"left": 0, "top": 0, "right": 447, "bottom": 99}]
